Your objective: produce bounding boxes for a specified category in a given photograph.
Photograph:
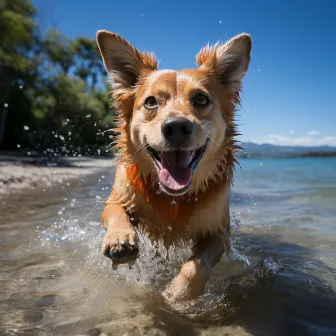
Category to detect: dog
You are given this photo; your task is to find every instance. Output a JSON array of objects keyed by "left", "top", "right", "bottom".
[{"left": 96, "top": 30, "right": 251, "bottom": 301}]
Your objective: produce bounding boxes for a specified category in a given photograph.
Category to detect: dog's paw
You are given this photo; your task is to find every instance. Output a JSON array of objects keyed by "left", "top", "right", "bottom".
[
  {"left": 101, "top": 228, "right": 139, "bottom": 269},
  {"left": 162, "top": 283, "right": 189, "bottom": 302},
  {"left": 162, "top": 273, "right": 205, "bottom": 302}
]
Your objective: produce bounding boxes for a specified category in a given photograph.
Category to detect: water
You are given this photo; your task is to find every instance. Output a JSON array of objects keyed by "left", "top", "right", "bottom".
[{"left": 1, "top": 157, "right": 336, "bottom": 335}]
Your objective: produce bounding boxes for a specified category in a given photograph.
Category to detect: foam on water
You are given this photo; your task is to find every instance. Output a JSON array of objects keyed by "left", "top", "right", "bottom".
[{"left": 36, "top": 201, "right": 280, "bottom": 315}]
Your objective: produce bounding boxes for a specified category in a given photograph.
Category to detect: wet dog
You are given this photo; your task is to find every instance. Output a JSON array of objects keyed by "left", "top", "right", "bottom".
[{"left": 96, "top": 30, "right": 251, "bottom": 300}]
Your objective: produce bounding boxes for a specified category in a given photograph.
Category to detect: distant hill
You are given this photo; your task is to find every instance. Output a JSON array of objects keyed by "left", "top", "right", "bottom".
[{"left": 237, "top": 142, "right": 336, "bottom": 158}]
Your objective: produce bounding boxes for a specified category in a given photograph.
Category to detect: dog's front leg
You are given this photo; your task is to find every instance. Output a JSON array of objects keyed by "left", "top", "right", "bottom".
[
  {"left": 101, "top": 201, "right": 139, "bottom": 269},
  {"left": 163, "top": 233, "right": 227, "bottom": 301}
]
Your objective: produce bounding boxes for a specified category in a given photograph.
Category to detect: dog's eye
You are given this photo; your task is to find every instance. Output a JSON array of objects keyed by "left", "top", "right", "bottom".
[
  {"left": 193, "top": 93, "right": 209, "bottom": 107},
  {"left": 144, "top": 96, "right": 159, "bottom": 109}
]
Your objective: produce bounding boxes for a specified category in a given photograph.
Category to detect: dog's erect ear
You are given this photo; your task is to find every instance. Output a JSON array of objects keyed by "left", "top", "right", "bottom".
[
  {"left": 96, "top": 30, "right": 157, "bottom": 95},
  {"left": 197, "top": 33, "right": 251, "bottom": 92}
]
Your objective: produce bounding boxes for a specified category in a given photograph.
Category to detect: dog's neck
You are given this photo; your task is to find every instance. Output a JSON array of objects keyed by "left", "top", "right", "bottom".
[{"left": 125, "top": 150, "right": 235, "bottom": 222}]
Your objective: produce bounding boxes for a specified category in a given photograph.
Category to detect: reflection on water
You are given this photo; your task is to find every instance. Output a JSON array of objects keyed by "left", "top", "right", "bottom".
[{"left": 1, "top": 158, "right": 336, "bottom": 335}]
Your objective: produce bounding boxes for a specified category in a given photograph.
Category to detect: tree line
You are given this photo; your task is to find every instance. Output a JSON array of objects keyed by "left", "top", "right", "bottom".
[{"left": 0, "top": 0, "right": 115, "bottom": 156}]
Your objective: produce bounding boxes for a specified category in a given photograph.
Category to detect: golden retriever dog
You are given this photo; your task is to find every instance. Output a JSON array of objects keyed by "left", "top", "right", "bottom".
[{"left": 96, "top": 30, "right": 251, "bottom": 301}]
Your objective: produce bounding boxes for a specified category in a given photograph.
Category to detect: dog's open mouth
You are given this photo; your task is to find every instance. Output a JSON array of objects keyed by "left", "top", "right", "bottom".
[{"left": 147, "top": 138, "right": 209, "bottom": 195}]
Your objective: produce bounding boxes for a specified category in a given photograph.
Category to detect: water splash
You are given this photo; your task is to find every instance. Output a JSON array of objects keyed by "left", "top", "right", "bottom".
[{"left": 36, "top": 196, "right": 280, "bottom": 317}]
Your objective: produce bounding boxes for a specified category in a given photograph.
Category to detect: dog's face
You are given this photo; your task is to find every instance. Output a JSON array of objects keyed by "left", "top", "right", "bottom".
[
  {"left": 131, "top": 69, "right": 225, "bottom": 196},
  {"left": 97, "top": 31, "right": 251, "bottom": 196}
]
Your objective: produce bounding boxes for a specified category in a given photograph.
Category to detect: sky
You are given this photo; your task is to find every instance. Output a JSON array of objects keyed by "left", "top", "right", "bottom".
[{"left": 32, "top": 0, "right": 336, "bottom": 147}]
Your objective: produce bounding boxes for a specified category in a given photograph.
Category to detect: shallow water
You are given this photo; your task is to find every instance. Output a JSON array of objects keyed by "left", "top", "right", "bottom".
[{"left": 1, "top": 158, "right": 336, "bottom": 336}]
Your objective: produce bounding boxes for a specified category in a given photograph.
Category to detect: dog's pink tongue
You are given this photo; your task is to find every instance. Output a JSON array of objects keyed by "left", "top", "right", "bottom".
[{"left": 159, "top": 151, "right": 192, "bottom": 191}]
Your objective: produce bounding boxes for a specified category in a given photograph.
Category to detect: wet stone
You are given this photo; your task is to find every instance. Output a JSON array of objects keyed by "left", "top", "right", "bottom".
[
  {"left": 33, "top": 294, "right": 57, "bottom": 307},
  {"left": 86, "top": 327, "right": 102, "bottom": 336},
  {"left": 24, "top": 310, "right": 44, "bottom": 322}
]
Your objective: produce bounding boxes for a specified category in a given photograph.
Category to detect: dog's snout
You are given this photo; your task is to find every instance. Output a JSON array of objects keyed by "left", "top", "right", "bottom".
[{"left": 161, "top": 117, "right": 193, "bottom": 145}]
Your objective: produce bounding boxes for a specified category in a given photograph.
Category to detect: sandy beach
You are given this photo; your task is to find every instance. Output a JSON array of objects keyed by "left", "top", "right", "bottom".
[{"left": 0, "top": 154, "right": 114, "bottom": 199}]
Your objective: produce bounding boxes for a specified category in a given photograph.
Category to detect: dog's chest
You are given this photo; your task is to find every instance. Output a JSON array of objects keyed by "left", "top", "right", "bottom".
[
  {"left": 124, "top": 163, "right": 231, "bottom": 241},
  {"left": 128, "top": 185, "right": 230, "bottom": 245}
]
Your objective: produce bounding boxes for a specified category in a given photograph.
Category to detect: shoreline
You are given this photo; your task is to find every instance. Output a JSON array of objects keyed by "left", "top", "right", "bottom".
[{"left": 0, "top": 155, "right": 114, "bottom": 199}]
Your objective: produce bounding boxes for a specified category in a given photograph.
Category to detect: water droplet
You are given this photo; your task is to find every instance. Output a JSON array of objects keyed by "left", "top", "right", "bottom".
[
  {"left": 86, "top": 114, "right": 91, "bottom": 118},
  {"left": 19, "top": 85, "right": 23, "bottom": 89},
  {"left": 27, "top": 151, "right": 31, "bottom": 156},
  {"left": 23, "top": 125, "right": 29, "bottom": 130},
  {"left": 4, "top": 103, "right": 8, "bottom": 108},
  {"left": 130, "top": 217, "right": 134, "bottom": 221},
  {"left": 219, "top": 20, "right": 222, "bottom": 24},
  {"left": 59, "top": 135, "right": 65, "bottom": 141},
  {"left": 171, "top": 200, "right": 176, "bottom": 206},
  {"left": 17, "top": 144, "right": 21, "bottom": 148}
]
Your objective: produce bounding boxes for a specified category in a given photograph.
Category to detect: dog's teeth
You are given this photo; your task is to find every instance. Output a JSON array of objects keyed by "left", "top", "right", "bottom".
[{"left": 188, "top": 151, "right": 195, "bottom": 164}]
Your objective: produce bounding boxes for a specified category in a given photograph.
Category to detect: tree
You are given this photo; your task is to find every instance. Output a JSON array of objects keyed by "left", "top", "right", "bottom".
[
  {"left": 0, "top": 0, "right": 39, "bottom": 147},
  {"left": 42, "top": 29, "right": 75, "bottom": 75},
  {"left": 0, "top": 0, "right": 116, "bottom": 153},
  {"left": 73, "top": 37, "right": 106, "bottom": 91}
]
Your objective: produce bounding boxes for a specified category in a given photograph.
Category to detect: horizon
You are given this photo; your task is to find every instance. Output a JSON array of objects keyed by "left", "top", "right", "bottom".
[
  {"left": 242, "top": 141, "right": 336, "bottom": 149},
  {"left": 32, "top": 0, "right": 336, "bottom": 147}
]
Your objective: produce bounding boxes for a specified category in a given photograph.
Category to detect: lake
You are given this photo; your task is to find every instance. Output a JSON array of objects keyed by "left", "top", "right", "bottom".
[{"left": 1, "top": 157, "right": 335, "bottom": 335}]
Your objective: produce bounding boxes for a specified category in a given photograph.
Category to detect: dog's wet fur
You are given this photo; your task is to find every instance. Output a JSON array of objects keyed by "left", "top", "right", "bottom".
[{"left": 97, "top": 30, "right": 251, "bottom": 300}]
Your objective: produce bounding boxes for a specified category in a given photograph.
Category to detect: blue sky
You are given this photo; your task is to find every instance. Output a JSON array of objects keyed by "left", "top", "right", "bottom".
[{"left": 32, "top": 0, "right": 336, "bottom": 147}]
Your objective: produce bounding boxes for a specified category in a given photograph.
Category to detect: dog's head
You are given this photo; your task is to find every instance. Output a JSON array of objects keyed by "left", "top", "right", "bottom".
[{"left": 97, "top": 31, "right": 251, "bottom": 196}]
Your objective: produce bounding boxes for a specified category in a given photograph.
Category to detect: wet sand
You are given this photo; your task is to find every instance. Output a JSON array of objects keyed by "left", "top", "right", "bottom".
[{"left": 0, "top": 155, "right": 114, "bottom": 198}]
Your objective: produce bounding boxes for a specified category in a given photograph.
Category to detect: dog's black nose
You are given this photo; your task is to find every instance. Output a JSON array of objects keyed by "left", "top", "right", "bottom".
[{"left": 161, "top": 117, "right": 193, "bottom": 145}]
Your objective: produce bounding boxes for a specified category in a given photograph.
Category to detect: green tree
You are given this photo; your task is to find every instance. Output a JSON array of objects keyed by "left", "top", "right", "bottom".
[
  {"left": 0, "top": 0, "right": 115, "bottom": 154},
  {"left": 0, "top": 0, "right": 39, "bottom": 147},
  {"left": 73, "top": 37, "right": 106, "bottom": 91},
  {"left": 42, "top": 29, "right": 75, "bottom": 74}
]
